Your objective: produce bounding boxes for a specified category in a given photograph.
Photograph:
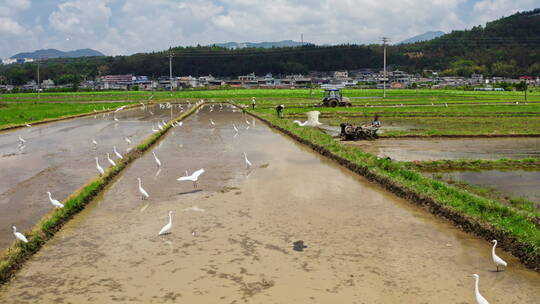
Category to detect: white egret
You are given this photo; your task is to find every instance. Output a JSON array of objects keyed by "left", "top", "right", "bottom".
[
  {"left": 210, "top": 119, "right": 215, "bottom": 126},
  {"left": 115, "top": 105, "right": 127, "bottom": 112},
  {"left": 158, "top": 211, "right": 173, "bottom": 235},
  {"left": 124, "top": 137, "right": 132, "bottom": 145},
  {"left": 157, "top": 122, "right": 164, "bottom": 131},
  {"left": 107, "top": 153, "right": 116, "bottom": 167},
  {"left": 92, "top": 139, "right": 98, "bottom": 146},
  {"left": 243, "top": 152, "right": 252, "bottom": 168},
  {"left": 178, "top": 169, "right": 205, "bottom": 188},
  {"left": 12, "top": 226, "right": 28, "bottom": 243},
  {"left": 113, "top": 116, "right": 119, "bottom": 122},
  {"left": 113, "top": 146, "right": 123, "bottom": 159},
  {"left": 46, "top": 191, "right": 64, "bottom": 209},
  {"left": 25, "top": 123, "right": 32, "bottom": 128},
  {"left": 293, "top": 120, "right": 308, "bottom": 126},
  {"left": 491, "top": 240, "right": 507, "bottom": 272},
  {"left": 233, "top": 124, "right": 239, "bottom": 133},
  {"left": 245, "top": 118, "right": 251, "bottom": 125},
  {"left": 137, "top": 177, "right": 149, "bottom": 200},
  {"left": 471, "top": 274, "right": 489, "bottom": 304},
  {"left": 95, "top": 157, "right": 105, "bottom": 175},
  {"left": 152, "top": 151, "right": 161, "bottom": 167},
  {"left": 18, "top": 135, "right": 26, "bottom": 144},
  {"left": 149, "top": 111, "right": 154, "bottom": 115}
]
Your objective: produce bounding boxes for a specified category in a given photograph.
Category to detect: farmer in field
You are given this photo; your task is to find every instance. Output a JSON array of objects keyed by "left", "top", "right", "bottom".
[
  {"left": 371, "top": 115, "right": 381, "bottom": 128},
  {"left": 276, "top": 104, "right": 284, "bottom": 118},
  {"left": 251, "top": 97, "right": 256, "bottom": 109}
]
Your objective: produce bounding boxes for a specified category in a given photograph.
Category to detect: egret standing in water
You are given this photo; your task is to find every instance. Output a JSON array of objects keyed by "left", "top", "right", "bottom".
[
  {"left": 12, "top": 226, "right": 28, "bottom": 243},
  {"left": 243, "top": 152, "right": 252, "bottom": 168},
  {"left": 152, "top": 151, "right": 161, "bottom": 167},
  {"left": 137, "top": 177, "right": 149, "bottom": 200},
  {"left": 18, "top": 135, "right": 26, "bottom": 144},
  {"left": 210, "top": 119, "right": 216, "bottom": 126},
  {"left": 113, "top": 146, "right": 123, "bottom": 159},
  {"left": 471, "top": 274, "right": 489, "bottom": 304},
  {"left": 107, "top": 153, "right": 116, "bottom": 167},
  {"left": 92, "top": 139, "right": 98, "bottom": 147},
  {"left": 125, "top": 137, "right": 132, "bottom": 145},
  {"left": 178, "top": 169, "right": 205, "bottom": 188},
  {"left": 491, "top": 240, "right": 507, "bottom": 272},
  {"left": 47, "top": 191, "right": 64, "bottom": 209},
  {"left": 233, "top": 124, "right": 239, "bottom": 133},
  {"left": 158, "top": 211, "right": 173, "bottom": 235},
  {"left": 95, "top": 157, "right": 105, "bottom": 175}
]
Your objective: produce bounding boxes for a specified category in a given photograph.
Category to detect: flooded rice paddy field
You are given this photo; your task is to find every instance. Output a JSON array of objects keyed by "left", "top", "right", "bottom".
[
  {"left": 346, "top": 137, "right": 540, "bottom": 161},
  {"left": 428, "top": 169, "right": 540, "bottom": 205},
  {"left": 0, "top": 106, "right": 538, "bottom": 303},
  {"left": 0, "top": 104, "right": 184, "bottom": 250}
]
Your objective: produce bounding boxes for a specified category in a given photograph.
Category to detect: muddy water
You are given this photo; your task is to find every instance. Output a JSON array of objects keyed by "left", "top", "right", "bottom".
[
  {"left": 347, "top": 137, "right": 540, "bottom": 161},
  {"left": 0, "top": 104, "right": 185, "bottom": 250},
  {"left": 1, "top": 106, "right": 539, "bottom": 303},
  {"left": 432, "top": 170, "right": 540, "bottom": 203}
]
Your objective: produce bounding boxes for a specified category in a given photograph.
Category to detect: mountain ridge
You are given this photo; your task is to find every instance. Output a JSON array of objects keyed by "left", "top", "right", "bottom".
[
  {"left": 10, "top": 48, "right": 105, "bottom": 59},
  {"left": 399, "top": 31, "right": 445, "bottom": 44}
]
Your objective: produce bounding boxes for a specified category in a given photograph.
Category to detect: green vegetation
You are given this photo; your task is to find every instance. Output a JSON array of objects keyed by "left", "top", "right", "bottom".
[
  {"left": 0, "top": 102, "right": 133, "bottom": 129},
  {"left": 249, "top": 109, "right": 540, "bottom": 268},
  {"left": 0, "top": 103, "right": 203, "bottom": 284},
  {"left": 407, "top": 158, "right": 540, "bottom": 171},
  {"left": 429, "top": 173, "right": 539, "bottom": 216}
]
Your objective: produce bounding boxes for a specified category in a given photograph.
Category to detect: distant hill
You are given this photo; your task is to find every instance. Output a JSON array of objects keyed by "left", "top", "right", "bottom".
[
  {"left": 11, "top": 48, "right": 105, "bottom": 59},
  {"left": 213, "top": 40, "right": 307, "bottom": 49},
  {"left": 399, "top": 31, "right": 445, "bottom": 44}
]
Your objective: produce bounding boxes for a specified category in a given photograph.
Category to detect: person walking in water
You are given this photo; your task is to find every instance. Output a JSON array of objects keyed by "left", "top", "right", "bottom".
[{"left": 251, "top": 97, "right": 256, "bottom": 109}]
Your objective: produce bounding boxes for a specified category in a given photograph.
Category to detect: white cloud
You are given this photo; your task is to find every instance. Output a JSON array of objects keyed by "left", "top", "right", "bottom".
[
  {"left": 1, "top": 0, "right": 539, "bottom": 58},
  {"left": 473, "top": 0, "right": 537, "bottom": 24},
  {"left": 0, "top": 16, "right": 28, "bottom": 35},
  {"left": 48, "top": 0, "right": 111, "bottom": 37}
]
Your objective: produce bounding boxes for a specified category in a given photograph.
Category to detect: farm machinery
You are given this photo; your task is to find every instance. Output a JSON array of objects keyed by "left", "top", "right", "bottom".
[
  {"left": 339, "top": 122, "right": 379, "bottom": 140},
  {"left": 320, "top": 89, "right": 352, "bottom": 107}
]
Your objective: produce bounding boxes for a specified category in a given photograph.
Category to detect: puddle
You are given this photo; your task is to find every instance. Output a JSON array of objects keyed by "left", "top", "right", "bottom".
[
  {"left": 0, "top": 106, "right": 539, "bottom": 303},
  {"left": 0, "top": 104, "right": 185, "bottom": 250},
  {"left": 347, "top": 137, "right": 540, "bottom": 161}
]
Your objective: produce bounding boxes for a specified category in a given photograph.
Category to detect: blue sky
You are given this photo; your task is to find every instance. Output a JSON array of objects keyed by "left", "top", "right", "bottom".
[{"left": 1, "top": 0, "right": 539, "bottom": 58}]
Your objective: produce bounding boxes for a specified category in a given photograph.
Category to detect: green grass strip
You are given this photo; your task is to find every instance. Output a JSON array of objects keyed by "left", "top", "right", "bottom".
[
  {"left": 0, "top": 102, "right": 203, "bottom": 284},
  {"left": 406, "top": 158, "right": 540, "bottom": 171},
  {"left": 248, "top": 107, "right": 540, "bottom": 272}
]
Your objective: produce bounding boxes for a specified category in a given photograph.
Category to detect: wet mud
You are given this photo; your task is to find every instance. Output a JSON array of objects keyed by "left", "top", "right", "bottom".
[
  {"left": 0, "top": 104, "right": 184, "bottom": 250},
  {"left": 0, "top": 106, "right": 539, "bottom": 303},
  {"left": 346, "top": 137, "right": 540, "bottom": 161}
]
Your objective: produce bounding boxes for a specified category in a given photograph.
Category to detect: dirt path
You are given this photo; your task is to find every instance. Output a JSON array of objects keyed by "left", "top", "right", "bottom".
[
  {"left": 0, "top": 106, "right": 538, "bottom": 303},
  {"left": 0, "top": 104, "right": 182, "bottom": 250}
]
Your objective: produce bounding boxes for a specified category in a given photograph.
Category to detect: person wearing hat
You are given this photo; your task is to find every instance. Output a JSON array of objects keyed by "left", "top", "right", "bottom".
[{"left": 251, "top": 97, "right": 256, "bottom": 109}]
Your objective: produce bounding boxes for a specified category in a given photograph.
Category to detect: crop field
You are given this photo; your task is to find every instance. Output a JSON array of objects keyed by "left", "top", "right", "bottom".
[
  {"left": 2, "top": 88, "right": 539, "bottom": 104},
  {"left": 0, "top": 101, "right": 133, "bottom": 128}
]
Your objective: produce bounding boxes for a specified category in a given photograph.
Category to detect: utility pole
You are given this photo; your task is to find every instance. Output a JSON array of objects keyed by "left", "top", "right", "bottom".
[
  {"left": 381, "top": 37, "right": 390, "bottom": 98},
  {"left": 301, "top": 33, "right": 303, "bottom": 45},
  {"left": 37, "top": 59, "right": 40, "bottom": 100},
  {"left": 168, "top": 47, "right": 174, "bottom": 92}
]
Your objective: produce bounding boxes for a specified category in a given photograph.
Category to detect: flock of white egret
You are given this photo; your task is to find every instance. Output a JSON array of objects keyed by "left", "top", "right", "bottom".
[{"left": 8, "top": 101, "right": 514, "bottom": 303}]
